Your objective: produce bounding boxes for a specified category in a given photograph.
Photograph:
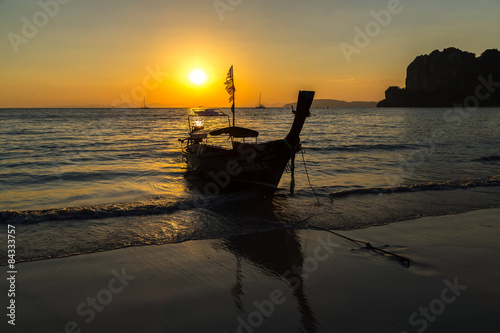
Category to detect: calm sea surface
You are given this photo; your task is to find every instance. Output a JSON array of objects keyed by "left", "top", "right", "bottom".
[{"left": 1, "top": 107, "right": 500, "bottom": 262}]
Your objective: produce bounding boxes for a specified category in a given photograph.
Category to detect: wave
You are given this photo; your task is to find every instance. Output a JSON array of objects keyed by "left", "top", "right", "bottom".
[
  {"left": 0, "top": 198, "right": 194, "bottom": 224},
  {"left": 330, "top": 176, "right": 500, "bottom": 198},
  {"left": 307, "top": 143, "right": 427, "bottom": 153},
  {"left": 0, "top": 192, "right": 259, "bottom": 225},
  {"left": 472, "top": 155, "right": 500, "bottom": 163},
  {"left": 0, "top": 203, "right": 174, "bottom": 225}
]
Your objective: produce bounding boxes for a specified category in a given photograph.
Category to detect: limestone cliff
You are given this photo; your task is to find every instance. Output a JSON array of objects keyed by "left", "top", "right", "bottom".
[{"left": 378, "top": 48, "right": 500, "bottom": 107}]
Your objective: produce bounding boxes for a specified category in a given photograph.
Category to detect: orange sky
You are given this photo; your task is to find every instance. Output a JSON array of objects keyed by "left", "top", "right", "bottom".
[{"left": 0, "top": 0, "right": 499, "bottom": 108}]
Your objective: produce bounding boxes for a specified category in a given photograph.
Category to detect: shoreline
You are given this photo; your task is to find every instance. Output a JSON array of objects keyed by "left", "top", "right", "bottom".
[
  {"left": 3, "top": 185, "right": 500, "bottom": 265},
  {"left": 3, "top": 208, "right": 500, "bottom": 332}
]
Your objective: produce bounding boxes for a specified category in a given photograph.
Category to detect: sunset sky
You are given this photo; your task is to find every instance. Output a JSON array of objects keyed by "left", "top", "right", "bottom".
[{"left": 1, "top": 0, "right": 499, "bottom": 108}]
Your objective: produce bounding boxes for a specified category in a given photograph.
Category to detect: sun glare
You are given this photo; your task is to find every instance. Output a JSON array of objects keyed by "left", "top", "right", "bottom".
[{"left": 189, "top": 69, "right": 207, "bottom": 85}]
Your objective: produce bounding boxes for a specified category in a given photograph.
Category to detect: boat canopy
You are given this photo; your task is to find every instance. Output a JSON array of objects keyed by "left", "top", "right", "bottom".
[
  {"left": 189, "top": 130, "right": 211, "bottom": 139},
  {"left": 192, "top": 108, "right": 226, "bottom": 116},
  {"left": 209, "top": 126, "right": 259, "bottom": 138}
]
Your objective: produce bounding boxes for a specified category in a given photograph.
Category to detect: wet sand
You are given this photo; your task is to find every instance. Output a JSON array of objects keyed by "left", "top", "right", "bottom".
[{"left": 3, "top": 208, "right": 500, "bottom": 333}]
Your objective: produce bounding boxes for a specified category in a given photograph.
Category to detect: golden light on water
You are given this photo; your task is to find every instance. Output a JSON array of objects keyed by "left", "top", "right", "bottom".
[{"left": 189, "top": 69, "right": 207, "bottom": 85}]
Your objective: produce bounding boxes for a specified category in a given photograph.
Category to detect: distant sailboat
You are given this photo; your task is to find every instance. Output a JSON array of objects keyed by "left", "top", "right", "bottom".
[
  {"left": 255, "top": 93, "right": 266, "bottom": 109},
  {"left": 141, "top": 97, "right": 149, "bottom": 109}
]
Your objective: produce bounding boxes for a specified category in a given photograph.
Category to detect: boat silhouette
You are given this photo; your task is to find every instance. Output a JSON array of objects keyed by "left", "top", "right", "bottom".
[{"left": 179, "top": 90, "right": 315, "bottom": 196}]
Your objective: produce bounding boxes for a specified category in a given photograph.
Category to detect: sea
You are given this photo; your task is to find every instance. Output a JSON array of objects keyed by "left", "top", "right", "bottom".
[{"left": 1, "top": 107, "right": 500, "bottom": 264}]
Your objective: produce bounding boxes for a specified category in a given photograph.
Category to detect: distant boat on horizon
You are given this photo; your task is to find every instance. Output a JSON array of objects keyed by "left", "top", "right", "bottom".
[
  {"left": 255, "top": 93, "right": 266, "bottom": 109},
  {"left": 141, "top": 97, "right": 149, "bottom": 109}
]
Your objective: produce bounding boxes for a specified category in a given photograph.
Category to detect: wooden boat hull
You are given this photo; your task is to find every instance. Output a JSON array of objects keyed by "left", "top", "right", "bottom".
[
  {"left": 182, "top": 140, "right": 295, "bottom": 196},
  {"left": 181, "top": 90, "right": 315, "bottom": 196}
]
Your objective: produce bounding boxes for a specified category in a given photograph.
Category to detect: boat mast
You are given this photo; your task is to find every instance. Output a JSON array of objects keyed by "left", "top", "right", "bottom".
[
  {"left": 225, "top": 65, "right": 236, "bottom": 126},
  {"left": 232, "top": 69, "right": 236, "bottom": 127}
]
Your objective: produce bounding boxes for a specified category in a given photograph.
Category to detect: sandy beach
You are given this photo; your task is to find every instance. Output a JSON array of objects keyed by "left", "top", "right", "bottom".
[
  {"left": 2, "top": 208, "right": 499, "bottom": 333},
  {"left": 2, "top": 1, "right": 500, "bottom": 332}
]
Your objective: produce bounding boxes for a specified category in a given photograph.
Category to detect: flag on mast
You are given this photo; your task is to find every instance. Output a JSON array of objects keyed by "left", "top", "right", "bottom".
[{"left": 224, "top": 65, "right": 235, "bottom": 119}]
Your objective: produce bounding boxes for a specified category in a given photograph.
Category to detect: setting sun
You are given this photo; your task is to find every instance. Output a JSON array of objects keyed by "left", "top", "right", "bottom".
[{"left": 189, "top": 69, "right": 207, "bottom": 85}]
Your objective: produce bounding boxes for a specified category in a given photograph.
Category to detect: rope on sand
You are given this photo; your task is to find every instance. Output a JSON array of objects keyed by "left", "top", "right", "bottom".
[{"left": 309, "top": 226, "right": 411, "bottom": 268}]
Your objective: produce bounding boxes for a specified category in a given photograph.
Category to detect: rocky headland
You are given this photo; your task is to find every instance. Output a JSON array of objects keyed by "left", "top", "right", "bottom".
[{"left": 378, "top": 47, "right": 500, "bottom": 107}]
